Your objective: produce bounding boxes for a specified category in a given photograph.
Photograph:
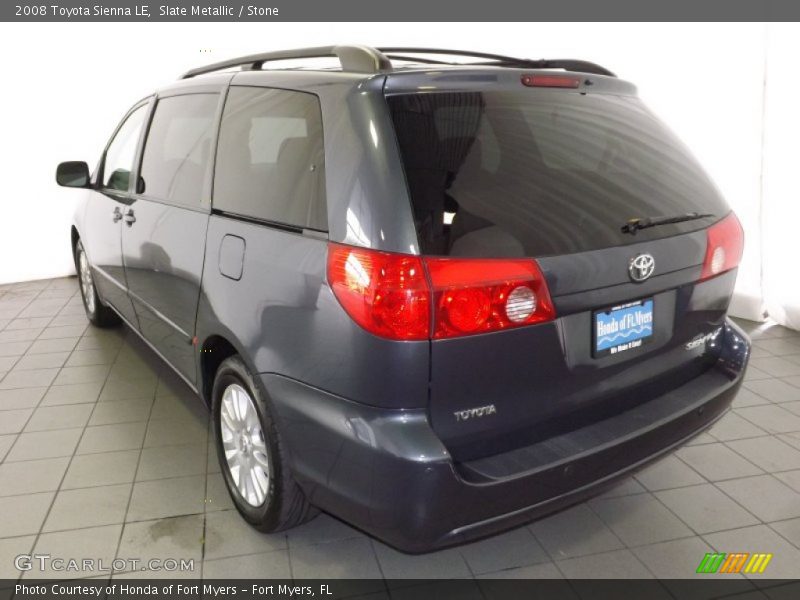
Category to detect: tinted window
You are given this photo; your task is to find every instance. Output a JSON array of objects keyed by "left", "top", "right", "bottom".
[
  {"left": 214, "top": 87, "right": 327, "bottom": 230},
  {"left": 387, "top": 91, "right": 728, "bottom": 257},
  {"left": 103, "top": 105, "right": 147, "bottom": 192},
  {"left": 139, "top": 94, "right": 218, "bottom": 206}
]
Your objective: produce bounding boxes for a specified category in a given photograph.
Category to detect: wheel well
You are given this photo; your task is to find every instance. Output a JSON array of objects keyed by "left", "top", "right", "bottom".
[
  {"left": 200, "top": 335, "right": 238, "bottom": 405},
  {"left": 71, "top": 227, "right": 79, "bottom": 259}
]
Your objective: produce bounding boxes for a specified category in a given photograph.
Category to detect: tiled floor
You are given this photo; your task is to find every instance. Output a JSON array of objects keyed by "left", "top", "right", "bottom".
[{"left": 1, "top": 277, "right": 800, "bottom": 587}]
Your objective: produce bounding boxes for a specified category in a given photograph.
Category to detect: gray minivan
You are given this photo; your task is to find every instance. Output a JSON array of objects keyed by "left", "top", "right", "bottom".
[{"left": 57, "top": 46, "right": 750, "bottom": 552}]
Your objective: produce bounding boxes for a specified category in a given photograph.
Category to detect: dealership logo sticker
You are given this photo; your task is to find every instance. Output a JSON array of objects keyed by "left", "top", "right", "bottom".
[{"left": 696, "top": 552, "right": 773, "bottom": 574}]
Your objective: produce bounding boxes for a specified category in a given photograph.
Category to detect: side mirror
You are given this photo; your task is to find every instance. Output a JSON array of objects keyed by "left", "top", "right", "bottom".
[{"left": 56, "top": 161, "right": 90, "bottom": 188}]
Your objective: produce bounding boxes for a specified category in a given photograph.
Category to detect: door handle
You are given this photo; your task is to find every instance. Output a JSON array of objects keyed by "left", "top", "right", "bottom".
[
  {"left": 112, "top": 207, "right": 123, "bottom": 223},
  {"left": 123, "top": 209, "right": 136, "bottom": 225}
]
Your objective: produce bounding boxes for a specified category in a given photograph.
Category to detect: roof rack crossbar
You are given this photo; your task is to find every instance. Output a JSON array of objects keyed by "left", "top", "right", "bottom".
[
  {"left": 181, "top": 45, "right": 392, "bottom": 79},
  {"left": 377, "top": 47, "right": 616, "bottom": 77}
]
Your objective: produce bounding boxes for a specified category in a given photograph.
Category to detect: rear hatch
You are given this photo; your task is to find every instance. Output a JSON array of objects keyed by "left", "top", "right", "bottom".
[{"left": 385, "top": 70, "right": 738, "bottom": 461}]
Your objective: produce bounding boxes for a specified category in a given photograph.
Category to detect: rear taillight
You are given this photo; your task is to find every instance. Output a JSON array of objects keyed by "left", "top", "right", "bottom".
[
  {"left": 327, "top": 244, "right": 430, "bottom": 340},
  {"left": 700, "top": 212, "right": 744, "bottom": 280},
  {"left": 425, "top": 258, "right": 555, "bottom": 339},
  {"left": 327, "top": 243, "right": 556, "bottom": 341}
]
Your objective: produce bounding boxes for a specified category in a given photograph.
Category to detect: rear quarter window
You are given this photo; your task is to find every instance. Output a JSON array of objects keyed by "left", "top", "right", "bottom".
[{"left": 213, "top": 86, "right": 327, "bottom": 231}]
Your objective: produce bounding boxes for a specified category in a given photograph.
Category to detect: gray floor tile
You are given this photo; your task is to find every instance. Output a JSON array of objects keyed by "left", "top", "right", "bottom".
[
  {"left": 65, "top": 349, "right": 116, "bottom": 367},
  {"left": 0, "top": 408, "right": 33, "bottom": 434},
  {"left": 24, "top": 403, "right": 94, "bottom": 432},
  {"left": 88, "top": 398, "right": 152, "bottom": 426},
  {"left": 530, "top": 503, "right": 624, "bottom": 560},
  {"left": 62, "top": 450, "right": 140, "bottom": 489},
  {"left": 204, "top": 510, "right": 286, "bottom": 560},
  {"left": 595, "top": 477, "right": 647, "bottom": 498},
  {"left": 77, "top": 422, "right": 147, "bottom": 454},
  {"left": 0, "top": 492, "right": 55, "bottom": 537},
  {"left": 53, "top": 364, "right": 111, "bottom": 386},
  {"left": 286, "top": 514, "right": 369, "bottom": 548},
  {"left": 0, "top": 357, "right": 17, "bottom": 372},
  {"left": 0, "top": 535, "right": 36, "bottom": 578},
  {"left": 476, "top": 561, "right": 565, "bottom": 579},
  {"left": 290, "top": 536, "right": 383, "bottom": 580},
  {"left": 149, "top": 394, "right": 207, "bottom": 423},
  {"left": 127, "top": 475, "right": 206, "bottom": 521},
  {"left": 749, "top": 357, "right": 800, "bottom": 378},
  {"left": 726, "top": 436, "right": 800, "bottom": 472},
  {"left": 373, "top": 541, "right": 470, "bottom": 580},
  {"left": 5, "top": 317, "right": 51, "bottom": 330},
  {"left": 0, "top": 457, "right": 69, "bottom": 497},
  {"left": 43, "top": 484, "right": 131, "bottom": 532},
  {"left": 744, "top": 366, "right": 773, "bottom": 382},
  {"left": 677, "top": 443, "right": 764, "bottom": 481},
  {"left": 204, "top": 472, "right": 235, "bottom": 513},
  {"left": 770, "top": 517, "right": 800, "bottom": 550},
  {"left": 117, "top": 515, "right": 204, "bottom": 563},
  {"left": 752, "top": 338, "right": 800, "bottom": 356},
  {"left": 0, "top": 368, "right": 59, "bottom": 390},
  {"left": 0, "top": 435, "right": 15, "bottom": 461},
  {"left": 203, "top": 550, "right": 291, "bottom": 579},
  {"left": 745, "top": 379, "right": 800, "bottom": 403},
  {"left": 704, "top": 525, "right": 800, "bottom": 579},
  {"left": 99, "top": 378, "right": 157, "bottom": 402},
  {"left": 37, "top": 325, "right": 87, "bottom": 340},
  {"left": 26, "top": 338, "right": 79, "bottom": 355},
  {"left": 782, "top": 401, "right": 800, "bottom": 417},
  {"left": 590, "top": 493, "right": 694, "bottom": 546},
  {"left": 734, "top": 388, "right": 772, "bottom": 408},
  {"left": 40, "top": 382, "right": 103, "bottom": 407},
  {"left": 635, "top": 454, "right": 706, "bottom": 491},
  {"left": 12, "top": 352, "right": 70, "bottom": 370},
  {"left": 136, "top": 443, "right": 207, "bottom": 481},
  {"left": 710, "top": 412, "right": 769, "bottom": 441},
  {"left": 27, "top": 525, "right": 121, "bottom": 579},
  {"left": 0, "top": 328, "right": 43, "bottom": 343},
  {"left": 774, "top": 469, "right": 800, "bottom": 494},
  {"left": 717, "top": 475, "right": 800, "bottom": 522},
  {"left": 459, "top": 527, "right": 549, "bottom": 575},
  {"left": 556, "top": 548, "right": 653, "bottom": 579},
  {"left": 777, "top": 432, "right": 800, "bottom": 452},
  {"left": 783, "top": 376, "right": 800, "bottom": 389},
  {"left": 144, "top": 418, "right": 207, "bottom": 447},
  {"left": 75, "top": 335, "right": 124, "bottom": 354},
  {"left": 634, "top": 536, "right": 716, "bottom": 578},
  {"left": 737, "top": 405, "right": 800, "bottom": 434},
  {"left": 0, "top": 341, "right": 31, "bottom": 357},
  {"left": 655, "top": 483, "right": 760, "bottom": 534},
  {"left": 5, "top": 428, "right": 82, "bottom": 461}
]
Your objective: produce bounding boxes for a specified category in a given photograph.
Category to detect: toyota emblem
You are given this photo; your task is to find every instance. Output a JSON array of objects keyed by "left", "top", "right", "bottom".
[{"left": 629, "top": 254, "right": 655, "bottom": 282}]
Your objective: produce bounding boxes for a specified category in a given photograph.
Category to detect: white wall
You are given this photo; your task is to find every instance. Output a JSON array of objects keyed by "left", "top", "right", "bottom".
[{"left": 0, "top": 22, "right": 775, "bottom": 320}]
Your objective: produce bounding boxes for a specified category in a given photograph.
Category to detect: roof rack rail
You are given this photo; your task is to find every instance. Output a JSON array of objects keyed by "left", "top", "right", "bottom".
[
  {"left": 181, "top": 45, "right": 392, "bottom": 79},
  {"left": 378, "top": 47, "right": 616, "bottom": 77}
]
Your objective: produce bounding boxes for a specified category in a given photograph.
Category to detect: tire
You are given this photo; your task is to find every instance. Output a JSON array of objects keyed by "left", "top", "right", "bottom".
[
  {"left": 212, "top": 355, "right": 317, "bottom": 532},
  {"left": 74, "top": 239, "right": 120, "bottom": 328}
]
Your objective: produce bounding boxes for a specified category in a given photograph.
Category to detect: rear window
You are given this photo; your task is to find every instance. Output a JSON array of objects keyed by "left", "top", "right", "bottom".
[{"left": 387, "top": 90, "right": 728, "bottom": 257}]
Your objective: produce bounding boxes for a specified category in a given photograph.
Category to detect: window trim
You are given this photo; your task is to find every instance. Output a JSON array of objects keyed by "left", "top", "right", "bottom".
[{"left": 210, "top": 84, "right": 329, "bottom": 232}]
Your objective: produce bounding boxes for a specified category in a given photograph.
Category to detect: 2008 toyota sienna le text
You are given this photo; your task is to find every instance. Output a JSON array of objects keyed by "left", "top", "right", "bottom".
[{"left": 56, "top": 45, "right": 750, "bottom": 552}]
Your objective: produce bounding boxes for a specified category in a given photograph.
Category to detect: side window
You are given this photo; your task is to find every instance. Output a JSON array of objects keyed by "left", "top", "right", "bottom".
[
  {"left": 214, "top": 87, "right": 327, "bottom": 231},
  {"left": 102, "top": 104, "right": 148, "bottom": 192},
  {"left": 139, "top": 94, "right": 219, "bottom": 206}
]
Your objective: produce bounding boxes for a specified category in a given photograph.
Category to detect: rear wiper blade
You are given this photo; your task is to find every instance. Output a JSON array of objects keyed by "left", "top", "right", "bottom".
[{"left": 621, "top": 212, "right": 714, "bottom": 235}]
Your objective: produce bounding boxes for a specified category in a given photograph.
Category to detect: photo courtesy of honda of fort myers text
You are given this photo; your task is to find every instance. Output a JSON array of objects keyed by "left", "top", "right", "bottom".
[{"left": 1, "top": 0, "right": 800, "bottom": 598}]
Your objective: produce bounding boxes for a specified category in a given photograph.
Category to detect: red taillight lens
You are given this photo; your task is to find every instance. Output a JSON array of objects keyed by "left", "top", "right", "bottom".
[
  {"left": 328, "top": 244, "right": 556, "bottom": 340},
  {"left": 425, "top": 257, "right": 555, "bottom": 339},
  {"left": 521, "top": 74, "right": 582, "bottom": 89},
  {"left": 700, "top": 212, "right": 744, "bottom": 280},
  {"left": 327, "top": 243, "right": 430, "bottom": 340}
]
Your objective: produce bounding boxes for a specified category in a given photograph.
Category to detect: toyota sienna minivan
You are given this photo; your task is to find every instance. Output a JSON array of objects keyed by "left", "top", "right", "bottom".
[{"left": 56, "top": 45, "right": 750, "bottom": 552}]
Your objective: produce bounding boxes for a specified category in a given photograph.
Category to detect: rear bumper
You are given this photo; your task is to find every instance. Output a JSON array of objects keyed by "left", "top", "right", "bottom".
[{"left": 263, "top": 318, "right": 749, "bottom": 553}]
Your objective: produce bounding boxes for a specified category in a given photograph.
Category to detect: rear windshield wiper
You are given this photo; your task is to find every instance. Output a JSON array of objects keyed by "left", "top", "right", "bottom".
[{"left": 621, "top": 212, "right": 714, "bottom": 235}]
